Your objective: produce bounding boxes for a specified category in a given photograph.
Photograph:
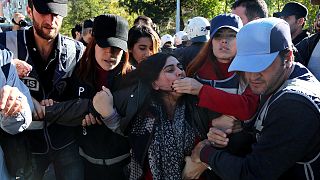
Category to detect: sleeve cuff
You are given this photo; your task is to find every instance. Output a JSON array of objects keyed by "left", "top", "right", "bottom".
[
  {"left": 198, "top": 85, "right": 209, "bottom": 99},
  {"left": 200, "top": 145, "right": 216, "bottom": 164}
]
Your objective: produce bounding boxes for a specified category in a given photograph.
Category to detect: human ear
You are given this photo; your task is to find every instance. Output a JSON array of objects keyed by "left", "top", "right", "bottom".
[
  {"left": 284, "top": 50, "right": 293, "bottom": 68},
  {"left": 152, "top": 82, "right": 159, "bottom": 90}
]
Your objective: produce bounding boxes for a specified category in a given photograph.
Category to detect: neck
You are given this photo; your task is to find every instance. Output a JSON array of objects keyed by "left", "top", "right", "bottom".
[
  {"left": 162, "top": 93, "right": 180, "bottom": 119},
  {"left": 292, "top": 28, "right": 303, "bottom": 40},
  {"left": 33, "top": 30, "right": 56, "bottom": 61},
  {"left": 269, "top": 65, "right": 294, "bottom": 96},
  {"left": 217, "top": 58, "right": 232, "bottom": 64}
]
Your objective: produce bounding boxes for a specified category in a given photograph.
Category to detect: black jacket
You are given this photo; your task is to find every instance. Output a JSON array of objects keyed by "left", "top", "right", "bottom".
[
  {"left": 61, "top": 64, "right": 130, "bottom": 160},
  {"left": 296, "top": 32, "right": 320, "bottom": 66},
  {"left": 0, "top": 28, "right": 85, "bottom": 153},
  {"left": 292, "top": 29, "right": 310, "bottom": 45},
  {"left": 113, "top": 80, "right": 210, "bottom": 139}
]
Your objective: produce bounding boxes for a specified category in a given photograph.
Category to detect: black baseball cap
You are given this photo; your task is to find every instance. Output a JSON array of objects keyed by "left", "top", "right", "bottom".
[
  {"left": 83, "top": 19, "right": 93, "bottom": 29},
  {"left": 275, "top": 2, "right": 308, "bottom": 19},
  {"left": 32, "top": 0, "right": 68, "bottom": 17},
  {"left": 92, "top": 14, "right": 129, "bottom": 51}
]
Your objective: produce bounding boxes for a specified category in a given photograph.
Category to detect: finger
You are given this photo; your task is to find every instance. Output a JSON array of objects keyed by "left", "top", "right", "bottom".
[
  {"left": 96, "top": 118, "right": 102, "bottom": 125},
  {"left": 88, "top": 113, "right": 96, "bottom": 125},
  {"left": 35, "top": 105, "right": 45, "bottom": 119},
  {"left": 6, "top": 97, "right": 22, "bottom": 116},
  {"left": 40, "top": 100, "right": 46, "bottom": 106},
  {"left": 102, "top": 86, "right": 112, "bottom": 97},
  {"left": 209, "top": 127, "right": 228, "bottom": 137},
  {"left": 207, "top": 131, "right": 228, "bottom": 143},
  {"left": 33, "top": 109, "right": 40, "bottom": 120},
  {"left": 82, "top": 118, "right": 87, "bottom": 126},
  {"left": 84, "top": 114, "right": 92, "bottom": 126},
  {"left": 0, "top": 85, "right": 11, "bottom": 110},
  {"left": 184, "top": 156, "right": 191, "bottom": 162},
  {"left": 3, "top": 91, "right": 19, "bottom": 115}
]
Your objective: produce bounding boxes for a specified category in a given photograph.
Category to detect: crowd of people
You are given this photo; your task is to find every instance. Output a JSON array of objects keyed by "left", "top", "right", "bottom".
[{"left": 0, "top": 0, "right": 319, "bottom": 180}]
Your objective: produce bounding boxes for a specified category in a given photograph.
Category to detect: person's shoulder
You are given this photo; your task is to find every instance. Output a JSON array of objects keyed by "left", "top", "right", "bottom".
[
  {"left": 271, "top": 92, "right": 319, "bottom": 112},
  {"left": 60, "top": 34, "right": 85, "bottom": 50}
]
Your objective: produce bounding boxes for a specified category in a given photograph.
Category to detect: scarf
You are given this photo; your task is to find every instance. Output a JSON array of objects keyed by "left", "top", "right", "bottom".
[{"left": 129, "top": 100, "right": 196, "bottom": 180}]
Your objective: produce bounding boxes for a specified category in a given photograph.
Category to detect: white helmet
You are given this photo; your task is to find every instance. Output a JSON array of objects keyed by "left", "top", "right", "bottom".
[
  {"left": 174, "top": 31, "right": 188, "bottom": 46},
  {"left": 160, "top": 34, "right": 174, "bottom": 47},
  {"left": 185, "top": 16, "right": 210, "bottom": 42}
]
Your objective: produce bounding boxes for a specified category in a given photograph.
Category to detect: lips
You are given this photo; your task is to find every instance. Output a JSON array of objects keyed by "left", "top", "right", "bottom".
[
  {"left": 104, "top": 60, "right": 116, "bottom": 65},
  {"left": 249, "top": 81, "right": 264, "bottom": 87}
]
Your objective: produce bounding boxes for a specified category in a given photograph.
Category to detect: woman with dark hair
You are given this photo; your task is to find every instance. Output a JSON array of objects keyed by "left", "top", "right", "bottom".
[
  {"left": 127, "top": 25, "right": 160, "bottom": 66},
  {"left": 173, "top": 14, "right": 259, "bottom": 122},
  {"left": 97, "top": 53, "right": 211, "bottom": 179},
  {"left": 172, "top": 14, "right": 259, "bottom": 156}
]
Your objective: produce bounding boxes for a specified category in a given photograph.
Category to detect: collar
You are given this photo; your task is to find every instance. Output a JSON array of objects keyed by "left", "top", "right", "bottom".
[{"left": 27, "top": 27, "right": 61, "bottom": 62}]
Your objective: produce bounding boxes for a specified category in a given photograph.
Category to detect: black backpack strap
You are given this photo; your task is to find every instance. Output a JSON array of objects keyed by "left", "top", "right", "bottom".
[{"left": 1, "top": 62, "right": 10, "bottom": 79}]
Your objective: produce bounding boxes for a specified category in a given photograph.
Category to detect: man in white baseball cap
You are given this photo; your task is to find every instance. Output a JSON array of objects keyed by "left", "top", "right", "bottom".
[
  {"left": 174, "top": 16, "right": 210, "bottom": 68},
  {"left": 191, "top": 17, "right": 320, "bottom": 180}
]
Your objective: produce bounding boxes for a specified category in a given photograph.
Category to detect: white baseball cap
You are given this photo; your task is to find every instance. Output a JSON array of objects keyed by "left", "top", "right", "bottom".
[
  {"left": 174, "top": 31, "right": 188, "bottom": 46},
  {"left": 185, "top": 16, "right": 210, "bottom": 43},
  {"left": 229, "top": 18, "right": 293, "bottom": 73},
  {"left": 160, "top": 34, "right": 174, "bottom": 47}
]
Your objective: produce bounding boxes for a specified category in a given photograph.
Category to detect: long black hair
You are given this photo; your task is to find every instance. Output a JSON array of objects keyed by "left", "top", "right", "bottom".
[{"left": 121, "top": 52, "right": 173, "bottom": 90}]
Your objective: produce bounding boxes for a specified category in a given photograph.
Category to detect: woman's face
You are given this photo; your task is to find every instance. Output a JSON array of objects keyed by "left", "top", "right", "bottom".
[
  {"left": 95, "top": 45, "right": 123, "bottom": 71},
  {"left": 211, "top": 28, "right": 237, "bottom": 63},
  {"left": 153, "top": 56, "right": 186, "bottom": 96},
  {"left": 130, "top": 37, "right": 154, "bottom": 64}
]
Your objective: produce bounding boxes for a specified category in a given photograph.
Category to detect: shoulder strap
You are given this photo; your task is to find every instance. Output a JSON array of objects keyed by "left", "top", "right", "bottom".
[{"left": 1, "top": 63, "right": 10, "bottom": 79}]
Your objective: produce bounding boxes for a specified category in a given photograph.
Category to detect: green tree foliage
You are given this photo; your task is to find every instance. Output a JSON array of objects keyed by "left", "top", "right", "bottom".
[
  {"left": 61, "top": 0, "right": 137, "bottom": 36},
  {"left": 266, "top": 0, "right": 319, "bottom": 32},
  {"left": 61, "top": 0, "right": 319, "bottom": 36}
]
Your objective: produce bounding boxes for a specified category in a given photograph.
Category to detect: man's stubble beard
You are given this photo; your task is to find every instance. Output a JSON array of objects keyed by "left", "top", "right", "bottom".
[{"left": 33, "top": 19, "right": 60, "bottom": 40}]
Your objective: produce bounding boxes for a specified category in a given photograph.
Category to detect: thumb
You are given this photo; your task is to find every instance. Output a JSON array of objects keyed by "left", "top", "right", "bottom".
[
  {"left": 185, "top": 156, "right": 191, "bottom": 162},
  {"left": 225, "top": 128, "right": 232, "bottom": 134}
]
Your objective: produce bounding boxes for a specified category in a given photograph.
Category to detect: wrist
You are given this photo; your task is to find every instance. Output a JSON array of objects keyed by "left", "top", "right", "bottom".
[
  {"left": 101, "top": 108, "right": 116, "bottom": 119},
  {"left": 201, "top": 162, "right": 212, "bottom": 170},
  {"left": 11, "top": 18, "right": 19, "bottom": 26},
  {"left": 200, "top": 144, "right": 215, "bottom": 164}
]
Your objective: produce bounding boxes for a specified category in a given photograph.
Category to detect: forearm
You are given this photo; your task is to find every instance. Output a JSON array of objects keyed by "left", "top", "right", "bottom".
[
  {"left": 45, "top": 98, "right": 91, "bottom": 126},
  {"left": 101, "top": 109, "right": 123, "bottom": 135},
  {"left": 198, "top": 85, "right": 259, "bottom": 120},
  {"left": 200, "top": 97, "right": 320, "bottom": 180}
]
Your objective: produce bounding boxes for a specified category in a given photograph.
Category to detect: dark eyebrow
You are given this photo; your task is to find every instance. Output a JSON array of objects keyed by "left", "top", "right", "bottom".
[
  {"left": 163, "top": 64, "right": 175, "bottom": 69},
  {"left": 138, "top": 45, "right": 147, "bottom": 48}
]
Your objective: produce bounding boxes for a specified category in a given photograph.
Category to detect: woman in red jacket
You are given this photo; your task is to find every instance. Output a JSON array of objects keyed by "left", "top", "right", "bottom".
[{"left": 173, "top": 14, "right": 259, "bottom": 157}]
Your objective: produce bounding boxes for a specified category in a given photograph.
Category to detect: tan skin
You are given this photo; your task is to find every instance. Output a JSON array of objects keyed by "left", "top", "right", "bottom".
[
  {"left": 12, "top": 6, "right": 63, "bottom": 77},
  {"left": 192, "top": 50, "right": 294, "bottom": 161},
  {"left": 27, "top": 5, "right": 63, "bottom": 61},
  {"left": 172, "top": 28, "right": 237, "bottom": 96},
  {"left": 232, "top": 6, "right": 249, "bottom": 25},
  {"left": 0, "top": 85, "right": 24, "bottom": 117},
  {"left": 92, "top": 56, "right": 208, "bottom": 178},
  {"left": 281, "top": 15, "right": 304, "bottom": 41},
  {"left": 22, "top": 5, "right": 64, "bottom": 119},
  {"left": 130, "top": 37, "right": 154, "bottom": 64},
  {"left": 173, "top": 28, "right": 241, "bottom": 147}
]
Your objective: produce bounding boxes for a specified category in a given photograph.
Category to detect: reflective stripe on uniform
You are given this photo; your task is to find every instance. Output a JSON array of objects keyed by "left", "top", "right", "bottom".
[{"left": 79, "top": 147, "right": 130, "bottom": 166}]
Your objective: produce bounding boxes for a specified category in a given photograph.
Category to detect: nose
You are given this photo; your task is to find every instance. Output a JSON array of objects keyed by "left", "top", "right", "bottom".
[
  {"left": 220, "top": 37, "right": 227, "bottom": 44},
  {"left": 146, "top": 50, "right": 152, "bottom": 57},
  {"left": 176, "top": 67, "right": 184, "bottom": 77},
  {"left": 246, "top": 72, "right": 261, "bottom": 80},
  {"left": 44, "top": 13, "right": 59, "bottom": 24}
]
